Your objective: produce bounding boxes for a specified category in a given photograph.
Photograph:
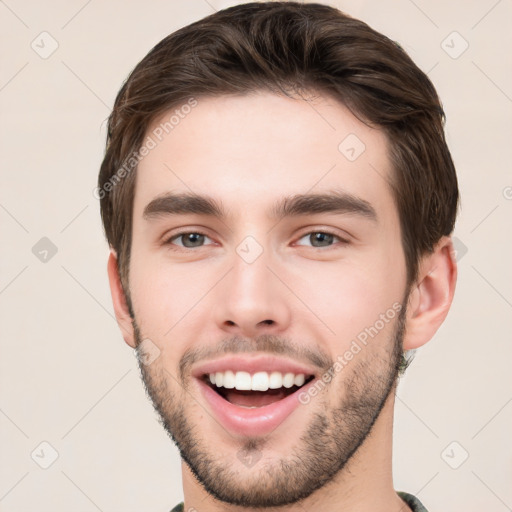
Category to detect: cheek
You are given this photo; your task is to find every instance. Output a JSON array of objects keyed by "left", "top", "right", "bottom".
[
  {"left": 129, "top": 250, "right": 221, "bottom": 346},
  {"left": 132, "top": 267, "right": 190, "bottom": 327},
  {"left": 291, "top": 255, "right": 403, "bottom": 344}
]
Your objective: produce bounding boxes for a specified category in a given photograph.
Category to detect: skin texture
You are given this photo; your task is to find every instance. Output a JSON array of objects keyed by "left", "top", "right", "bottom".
[{"left": 107, "top": 91, "right": 457, "bottom": 512}]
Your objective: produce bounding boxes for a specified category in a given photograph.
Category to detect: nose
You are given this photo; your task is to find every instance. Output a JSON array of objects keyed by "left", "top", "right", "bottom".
[{"left": 213, "top": 248, "right": 291, "bottom": 339}]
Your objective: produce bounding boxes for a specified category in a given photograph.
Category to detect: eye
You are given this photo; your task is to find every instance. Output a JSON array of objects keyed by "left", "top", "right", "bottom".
[
  {"left": 165, "top": 231, "right": 214, "bottom": 249},
  {"left": 163, "top": 230, "right": 348, "bottom": 251},
  {"left": 295, "top": 231, "right": 348, "bottom": 248}
]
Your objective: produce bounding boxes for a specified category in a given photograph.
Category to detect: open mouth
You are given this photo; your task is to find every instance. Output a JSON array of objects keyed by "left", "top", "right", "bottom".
[{"left": 201, "top": 372, "right": 315, "bottom": 408}]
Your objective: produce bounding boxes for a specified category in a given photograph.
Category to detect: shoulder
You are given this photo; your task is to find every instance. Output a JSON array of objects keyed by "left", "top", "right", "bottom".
[
  {"left": 171, "top": 496, "right": 426, "bottom": 512},
  {"left": 397, "top": 491, "right": 429, "bottom": 512}
]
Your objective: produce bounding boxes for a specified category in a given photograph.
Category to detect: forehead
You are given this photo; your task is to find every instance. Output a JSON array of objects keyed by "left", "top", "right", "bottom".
[{"left": 133, "top": 91, "right": 395, "bottom": 222}]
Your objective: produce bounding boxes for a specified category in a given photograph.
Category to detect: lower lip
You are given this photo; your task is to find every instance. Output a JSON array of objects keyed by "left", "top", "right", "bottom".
[{"left": 196, "top": 378, "right": 316, "bottom": 437}]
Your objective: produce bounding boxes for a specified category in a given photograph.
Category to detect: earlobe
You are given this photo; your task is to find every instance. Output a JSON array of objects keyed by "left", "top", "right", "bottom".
[
  {"left": 106, "top": 250, "right": 136, "bottom": 348},
  {"left": 403, "top": 236, "right": 457, "bottom": 350}
]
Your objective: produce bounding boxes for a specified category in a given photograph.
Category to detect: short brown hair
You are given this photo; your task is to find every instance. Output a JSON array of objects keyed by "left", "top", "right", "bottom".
[{"left": 98, "top": 1, "right": 458, "bottom": 310}]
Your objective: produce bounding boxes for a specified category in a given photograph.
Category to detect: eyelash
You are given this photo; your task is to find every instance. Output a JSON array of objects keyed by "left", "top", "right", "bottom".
[{"left": 163, "top": 229, "right": 350, "bottom": 251}]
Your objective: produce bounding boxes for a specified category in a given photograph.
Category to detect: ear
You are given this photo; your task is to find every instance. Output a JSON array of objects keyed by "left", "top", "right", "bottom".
[
  {"left": 403, "top": 236, "right": 457, "bottom": 350},
  {"left": 107, "top": 249, "right": 136, "bottom": 348}
]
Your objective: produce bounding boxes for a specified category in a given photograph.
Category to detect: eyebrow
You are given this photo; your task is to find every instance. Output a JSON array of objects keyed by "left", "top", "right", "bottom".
[{"left": 142, "top": 190, "right": 377, "bottom": 223}]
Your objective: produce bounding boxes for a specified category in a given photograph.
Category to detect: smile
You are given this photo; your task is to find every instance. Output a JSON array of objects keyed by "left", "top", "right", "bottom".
[{"left": 196, "top": 372, "right": 316, "bottom": 437}]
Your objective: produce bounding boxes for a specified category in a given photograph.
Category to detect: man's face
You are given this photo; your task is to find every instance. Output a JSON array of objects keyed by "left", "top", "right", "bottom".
[{"left": 127, "top": 91, "right": 409, "bottom": 507}]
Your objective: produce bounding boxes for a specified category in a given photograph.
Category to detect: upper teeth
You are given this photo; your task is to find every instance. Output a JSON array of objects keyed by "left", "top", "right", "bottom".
[{"left": 209, "top": 371, "right": 307, "bottom": 391}]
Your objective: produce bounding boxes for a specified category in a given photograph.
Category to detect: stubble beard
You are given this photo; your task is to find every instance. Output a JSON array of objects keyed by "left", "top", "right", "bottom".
[{"left": 134, "top": 307, "right": 406, "bottom": 508}]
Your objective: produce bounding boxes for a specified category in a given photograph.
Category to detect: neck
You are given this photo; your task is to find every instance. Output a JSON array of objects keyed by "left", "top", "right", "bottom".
[{"left": 181, "top": 388, "right": 410, "bottom": 512}]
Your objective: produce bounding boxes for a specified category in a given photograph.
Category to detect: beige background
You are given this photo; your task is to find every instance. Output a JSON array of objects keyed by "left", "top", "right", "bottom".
[{"left": 1, "top": 0, "right": 511, "bottom": 511}]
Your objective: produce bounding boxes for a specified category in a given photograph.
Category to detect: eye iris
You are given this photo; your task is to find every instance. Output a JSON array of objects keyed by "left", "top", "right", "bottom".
[
  {"left": 182, "top": 233, "right": 204, "bottom": 247},
  {"left": 311, "top": 232, "right": 333, "bottom": 247}
]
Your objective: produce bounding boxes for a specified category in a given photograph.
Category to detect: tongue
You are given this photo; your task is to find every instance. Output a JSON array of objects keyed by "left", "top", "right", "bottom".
[{"left": 223, "top": 387, "right": 295, "bottom": 407}]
